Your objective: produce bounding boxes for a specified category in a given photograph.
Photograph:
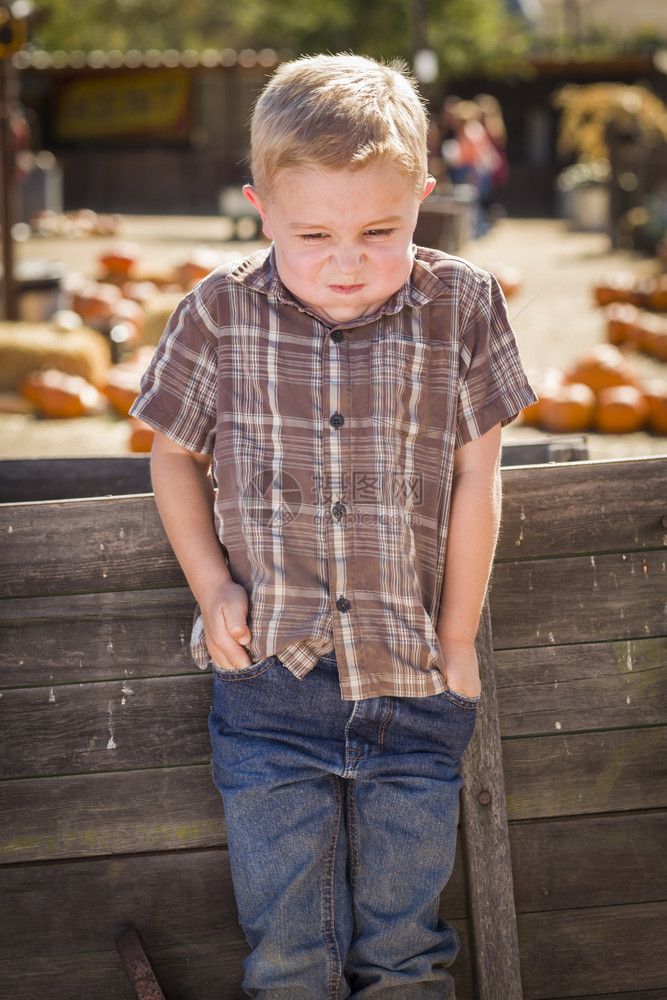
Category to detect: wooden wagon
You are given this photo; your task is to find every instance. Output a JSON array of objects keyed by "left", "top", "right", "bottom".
[{"left": 1, "top": 449, "right": 665, "bottom": 999}]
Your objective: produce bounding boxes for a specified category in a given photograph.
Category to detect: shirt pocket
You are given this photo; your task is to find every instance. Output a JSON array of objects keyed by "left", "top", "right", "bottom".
[{"left": 370, "top": 338, "right": 453, "bottom": 438}]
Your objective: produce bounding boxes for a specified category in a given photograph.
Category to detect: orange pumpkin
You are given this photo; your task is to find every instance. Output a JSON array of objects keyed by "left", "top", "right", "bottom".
[
  {"left": 488, "top": 262, "right": 522, "bottom": 300},
  {"left": 593, "top": 271, "right": 638, "bottom": 307},
  {"left": 595, "top": 385, "right": 649, "bottom": 434},
  {"left": 128, "top": 417, "right": 156, "bottom": 453},
  {"left": 644, "top": 380, "right": 667, "bottom": 435},
  {"left": 101, "top": 365, "right": 143, "bottom": 417},
  {"left": 173, "top": 249, "right": 221, "bottom": 291},
  {"left": 635, "top": 274, "right": 667, "bottom": 312},
  {"left": 636, "top": 312, "right": 667, "bottom": 358},
  {"left": 566, "top": 344, "right": 640, "bottom": 394},
  {"left": 536, "top": 381, "right": 596, "bottom": 434},
  {"left": 20, "top": 369, "right": 105, "bottom": 418},
  {"left": 604, "top": 303, "right": 641, "bottom": 348},
  {"left": 520, "top": 368, "right": 565, "bottom": 427},
  {"left": 648, "top": 330, "right": 667, "bottom": 363},
  {"left": 98, "top": 242, "right": 140, "bottom": 282},
  {"left": 70, "top": 281, "right": 123, "bottom": 327}
]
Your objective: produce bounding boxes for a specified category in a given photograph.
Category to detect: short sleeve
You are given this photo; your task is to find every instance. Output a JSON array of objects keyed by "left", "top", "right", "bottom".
[
  {"left": 130, "top": 289, "right": 218, "bottom": 455},
  {"left": 455, "top": 270, "right": 537, "bottom": 448}
]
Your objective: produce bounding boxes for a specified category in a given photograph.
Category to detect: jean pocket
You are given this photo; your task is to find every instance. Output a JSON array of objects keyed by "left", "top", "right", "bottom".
[
  {"left": 211, "top": 655, "right": 278, "bottom": 681},
  {"left": 443, "top": 688, "right": 481, "bottom": 710}
]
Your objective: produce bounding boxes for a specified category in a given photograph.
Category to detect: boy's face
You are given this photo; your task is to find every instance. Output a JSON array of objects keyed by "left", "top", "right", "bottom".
[{"left": 244, "top": 164, "right": 435, "bottom": 326}]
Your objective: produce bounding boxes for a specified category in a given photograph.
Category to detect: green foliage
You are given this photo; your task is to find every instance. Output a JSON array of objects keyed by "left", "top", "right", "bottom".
[{"left": 31, "top": 0, "right": 531, "bottom": 80}]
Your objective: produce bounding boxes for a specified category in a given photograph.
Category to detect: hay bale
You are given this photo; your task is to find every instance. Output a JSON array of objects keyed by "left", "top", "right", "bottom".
[
  {"left": 0, "top": 322, "right": 111, "bottom": 392},
  {"left": 140, "top": 291, "right": 183, "bottom": 345}
]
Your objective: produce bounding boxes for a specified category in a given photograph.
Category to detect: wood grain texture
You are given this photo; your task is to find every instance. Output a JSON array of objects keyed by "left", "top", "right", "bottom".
[
  {"left": 0, "top": 844, "right": 467, "bottom": 958},
  {"left": 0, "top": 456, "right": 152, "bottom": 502},
  {"left": 0, "top": 766, "right": 227, "bottom": 862},
  {"left": 517, "top": 901, "right": 667, "bottom": 998},
  {"left": 0, "top": 589, "right": 196, "bottom": 685},
  {"left": 502, "top": 727, "right": 667, "bottom": 820},
  {"left": 461, "top": 606, "right": 523, "bottom": 1000},
  {"left": 490, "top": 549, "right": 667, "bottom": 649},
  {"left": 1, "top": 673, "right": 212, "bottom": 779},
  {"left": 494, "top": 636, "right": 667, "bottom": 736},
  {"left": 509, "top": 811, "right": 667, "bottom": 912},
  {"left": 497, "top": 456, "right": 667, "bottom": 560},
  {"left": 0, "top": 846, "right": 473, "bottom": 1000},
  {"left": 0, "top": 495, "right": 183, "bottom": 598}
]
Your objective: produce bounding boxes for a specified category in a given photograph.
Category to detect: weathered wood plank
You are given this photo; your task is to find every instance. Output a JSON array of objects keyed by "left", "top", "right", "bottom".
[
  {"left": 495, "top": 637, "right": 667, "bottom": 737},
  {"left": 0, "top": 456, "right": 152, "bottom": 503},
  {"left": 563, "top": 993, "right": 667, "bottom": 1000},
  {"left": 509, "top": 811, "right": 667, "bottom": 912},
  {"left": 0, "top": 845, "right": 468, "bottom": 961},
  {"left": 0, "top": 766, "right": 227, "bottom": 862},
  {"left": 558, "top": 992, "right": 667, "bottom": 1000},
  {"left": 0, "top": 849, "right": 240, "bottom": 962},
  {"left": 500, "top": 437, "right": 588, "bottom": 468},
  {"left": 502, "top": 727, "right": 667, "bottom": 821},
  {"left": 490, "top": 550, "right": 667, "bottom": 649},
  {"left": 0, "top": 938, "right": 474, "bottom": 1000},
  {"left": 517, "top": 901, "right": 667, "bottom": 999},
  {"left": 497, "top": 455, "right": 667, "bottom": 560},
  {"left": 461, "top": 606, "right": 523, "bottom": 1000},
  {"left": 0, "top": 849, "right": 472, "bottom": 999},
  {"left": 0, "top": 439, "right": 586, "bottom": 504},
  {"left": 0, "top": 589, "right": 195, "bottom": 685},
  {"left": 0, "top": 673, "right": 212, "bottom": 779},
  {"left": 0, "top": 495, "right": 183, "bottom": 598}
]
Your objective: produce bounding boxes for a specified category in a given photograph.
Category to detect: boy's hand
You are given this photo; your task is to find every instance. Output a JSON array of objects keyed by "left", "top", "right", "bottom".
[
  {"left": 439, "top": 636, "right": 481, "bottom": 700},
  {"left": 201, "top": 580, "right": 252, "bottom": 671}
]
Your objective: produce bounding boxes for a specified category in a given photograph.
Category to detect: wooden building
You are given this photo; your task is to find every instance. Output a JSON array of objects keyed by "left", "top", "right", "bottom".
[{"left": 12, "top": 45, "right": 667, "bottom": 218}]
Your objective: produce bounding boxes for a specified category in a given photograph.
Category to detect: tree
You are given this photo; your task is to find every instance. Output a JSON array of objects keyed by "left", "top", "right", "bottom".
[{"left": 30, "top": 0, "right": 531, "bottom": 81}]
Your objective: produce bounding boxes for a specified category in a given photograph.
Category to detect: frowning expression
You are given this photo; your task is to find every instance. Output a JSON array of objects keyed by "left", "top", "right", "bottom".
[{"left": 244, "top": 164, "right": 434, "bottom": 325}]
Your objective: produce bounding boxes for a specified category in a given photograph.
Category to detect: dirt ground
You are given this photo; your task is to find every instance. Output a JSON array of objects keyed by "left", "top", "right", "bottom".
[{"left": 2, "top": 213, "right": 667, "bottom": 463}]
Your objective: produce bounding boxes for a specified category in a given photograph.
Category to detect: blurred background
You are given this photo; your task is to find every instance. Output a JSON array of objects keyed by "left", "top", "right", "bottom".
[{"left": 1, "top": 0, "right": 667, "bottom": 465}]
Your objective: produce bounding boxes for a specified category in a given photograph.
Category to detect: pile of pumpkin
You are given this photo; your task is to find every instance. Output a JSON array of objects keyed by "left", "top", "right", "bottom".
[
  {"left": 30, "top": 209, "right": 124, "bottom": 239},
  {"left": 2, "top": 242, "right": 228, "bottom": 452},
  {"left": 523, "top": 270, "right": 667, "bottom": 436}
]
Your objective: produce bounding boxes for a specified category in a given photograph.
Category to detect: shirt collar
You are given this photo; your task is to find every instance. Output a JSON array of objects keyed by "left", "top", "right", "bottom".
[{"left": 227, "top": 245, "right": 452, "bottom": 328}]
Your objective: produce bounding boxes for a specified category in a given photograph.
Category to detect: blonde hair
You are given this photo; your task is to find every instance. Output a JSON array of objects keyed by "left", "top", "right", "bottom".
[{"left": 249, "top": 53, "right": 429, "bottom": 198}]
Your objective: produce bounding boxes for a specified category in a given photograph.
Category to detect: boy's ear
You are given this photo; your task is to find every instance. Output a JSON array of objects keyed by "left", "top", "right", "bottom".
[
  {"left": 421, "top": 176, "right": 437, "bottom": 202},
  {"left": 243, "top": 185, "right": 273, "bottom": 239}
]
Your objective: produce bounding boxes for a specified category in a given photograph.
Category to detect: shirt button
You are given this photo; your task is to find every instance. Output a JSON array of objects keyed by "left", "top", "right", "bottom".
[
  {"left": 336, "top": 597, "right": 351, "bottom": 613},
  {"left": 332, "top": 502, "right": 346, "bottom": 519},
  {"left": 330, "top": 412, "right": 344, "bottom": 429},
  {"left": 330, "top": 330, "right": 343, "bottom": 343}
]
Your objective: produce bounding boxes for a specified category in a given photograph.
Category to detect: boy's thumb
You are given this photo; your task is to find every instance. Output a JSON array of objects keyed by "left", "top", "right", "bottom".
[{"left": 224, "top": 607, "right": 251, "bottom": 644}]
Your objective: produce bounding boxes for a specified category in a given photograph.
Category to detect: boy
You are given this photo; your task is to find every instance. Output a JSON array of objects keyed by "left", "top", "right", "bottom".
[{"left": 131, "top": 54, "right": 536, "bottom": 999}]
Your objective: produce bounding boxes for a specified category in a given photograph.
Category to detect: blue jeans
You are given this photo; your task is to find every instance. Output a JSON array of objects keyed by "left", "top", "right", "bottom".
[{"left": 208, "top": 652, "right": 478, "bottom": 999}]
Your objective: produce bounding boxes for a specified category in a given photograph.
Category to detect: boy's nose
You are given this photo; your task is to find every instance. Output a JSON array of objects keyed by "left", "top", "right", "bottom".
[{"left": 333, "top": 246, "right": 363, "bottom": 275}]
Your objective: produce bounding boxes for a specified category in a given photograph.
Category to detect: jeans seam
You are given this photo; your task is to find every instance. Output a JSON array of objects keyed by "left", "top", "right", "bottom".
[
  {"left": 442, "top": 690, "right": 480, "bottom": 710},
  {"left": 324, "top": 774, "right": 343, "bottom": 1000},
  {"left": 211, "top": 655, "right": 276, "bottom": 682},
  {"left": 372, "top": 697, "right": 394, "bottom": 758},
  {"left": 346, "top": 780, "right": 359, "bottom": 896}
]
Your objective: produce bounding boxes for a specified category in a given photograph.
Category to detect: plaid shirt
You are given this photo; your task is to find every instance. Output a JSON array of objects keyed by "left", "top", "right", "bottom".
[{"left": 132, "top": 245, "right": 535, "bottom": 700}]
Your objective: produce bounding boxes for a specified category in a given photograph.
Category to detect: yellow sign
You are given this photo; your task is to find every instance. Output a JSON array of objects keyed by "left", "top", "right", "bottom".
[
  {"left": 55, "top": 68, "right": 191, "bottom": 142},
  {"left": 0, "top": 7, "right": 28, "bottom": 59}
]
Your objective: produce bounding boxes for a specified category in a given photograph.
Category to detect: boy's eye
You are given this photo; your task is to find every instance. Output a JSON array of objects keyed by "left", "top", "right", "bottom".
[
  {"left": 300, "top": 233, "right": 328, "bottom": 242},
  {"left": 364, "top": 228, "right": 395, "bottom": 238}
]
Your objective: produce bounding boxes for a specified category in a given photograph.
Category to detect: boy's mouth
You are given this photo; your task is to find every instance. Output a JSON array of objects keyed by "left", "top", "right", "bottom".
[{"left": 329, "top": 284, "right": 364, "bottom": 294}]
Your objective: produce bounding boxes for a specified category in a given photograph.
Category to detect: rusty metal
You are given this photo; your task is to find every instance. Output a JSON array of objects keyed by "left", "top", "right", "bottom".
[{"left": 115, "top": 927, "right": 168, "bottom": 1000}]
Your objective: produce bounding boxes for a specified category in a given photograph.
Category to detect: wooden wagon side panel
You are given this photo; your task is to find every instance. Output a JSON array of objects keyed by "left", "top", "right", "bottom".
[
  {"left": 492, "top": 456, "right": 667, "bottom": 1000},
  {"left": 1, "top": 455, "right": 666, "bottom": 1000}
]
